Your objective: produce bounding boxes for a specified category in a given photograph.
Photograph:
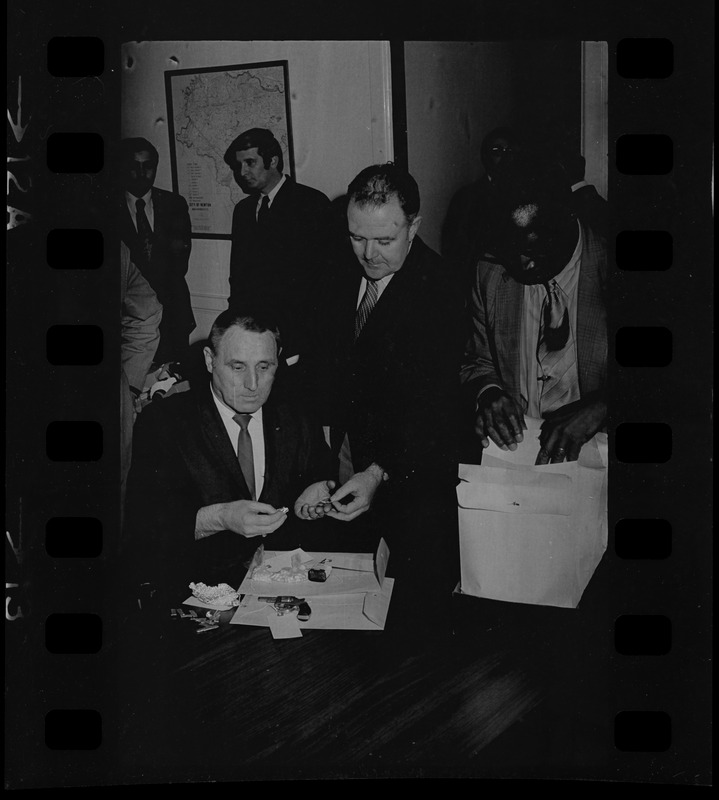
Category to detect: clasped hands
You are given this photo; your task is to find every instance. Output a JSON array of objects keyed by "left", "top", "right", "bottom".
[
  {"left": 475, "top": 386, "right": 606, "bottom": 464},
  {"left": 217, "top": 467, "right": 383, "bottom": 539},
  {"left": 294, "top": 465, "right": 385, "bottom": 522}
]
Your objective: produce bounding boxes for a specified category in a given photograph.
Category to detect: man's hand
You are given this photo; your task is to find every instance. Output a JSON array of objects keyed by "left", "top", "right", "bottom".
[
  {"left": 294, "top": 480, "right": 337, "bottom": 520},
  {"left": 219, "top": 500, "right": 288, "bottom": 537},
  {"left": 475, "top": 386, "right": 526, "bottom": 450},
  {"left": 324, "top": 466, "right": 385, "bottom": 522},
  {"left": 536, "top": 398, "right": 607, "bottom": 464}
]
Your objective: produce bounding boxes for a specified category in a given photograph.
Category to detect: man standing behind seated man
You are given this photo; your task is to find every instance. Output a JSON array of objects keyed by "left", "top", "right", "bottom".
[
  {"left": 304, "top": 164, "right": 465, "bottom": 615},
  {"left": 461, "top": 160, "right": 607, "bottom": 464},
  {"left": 118, "top": 137, "right": 195, "bottom": 369},
  {"left": 124, "top": 309, "right": 337, "bottom": 601},
  {"left": 224, "top": 128, "right": 335, "bottom": 362}
]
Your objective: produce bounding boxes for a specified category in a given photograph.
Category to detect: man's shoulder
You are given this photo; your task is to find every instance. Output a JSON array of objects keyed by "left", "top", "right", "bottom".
[
  {"left": 138, "top": 386, "right": 207, "bottom": 429},
  {"left": 152, "top": 187, "right": 187, "bottom": 208},
  {"left": 280, "top": 178, "right": 330, "bottom": 206}
]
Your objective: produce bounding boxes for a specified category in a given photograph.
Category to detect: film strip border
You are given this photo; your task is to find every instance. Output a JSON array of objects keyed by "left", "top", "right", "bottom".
[{"left": 5, "top": 10, "right": 713, "bottom": 787}]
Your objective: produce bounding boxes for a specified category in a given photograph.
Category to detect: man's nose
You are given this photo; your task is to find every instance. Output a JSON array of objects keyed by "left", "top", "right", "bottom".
[
  {"left": 244, "top": 370, "right": 258, "bottom": 391},
  {"left": 364, "top": 240, "right": 376, "bottom": 261}
]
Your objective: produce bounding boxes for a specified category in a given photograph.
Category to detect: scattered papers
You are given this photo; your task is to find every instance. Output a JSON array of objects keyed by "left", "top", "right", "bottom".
[{"left": 230, "top": 578, "right": 394, "bottom": 637}]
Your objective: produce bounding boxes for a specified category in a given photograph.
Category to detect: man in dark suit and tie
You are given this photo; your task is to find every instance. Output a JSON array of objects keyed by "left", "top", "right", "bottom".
[
  {"left": 124, "top": 309, "right": 337, "bottom": 602},
  {"left": 304, "top": 163, "right": 465, "bottom": 618},
  {"left": 460, "top": 161, "right": 607, "bottom": 465},
  {"left": 224, "top": 128, "right": 335, "bottom": 362},
  {"left": 119, "top": 137, "right": 196, "bottom": 369}
]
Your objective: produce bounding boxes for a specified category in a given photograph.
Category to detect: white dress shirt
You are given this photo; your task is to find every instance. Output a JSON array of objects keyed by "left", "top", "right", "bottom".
[
  {"left": 519, "top": 221, "right": 583, "bottom": 417},
  {"left": 210, "top": 386, "right": 266, "bottom": 499},
  {"left": 125, "top": 189, "right": 154, "bottom": 232},
  {"left": 256, "top": 174, "right": 286, "bottom": 219}
]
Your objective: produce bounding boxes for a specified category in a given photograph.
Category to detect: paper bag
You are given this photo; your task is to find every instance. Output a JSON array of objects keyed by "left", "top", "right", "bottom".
[{"left": 457, "top": 418, "right": 608, "bottom": 609}]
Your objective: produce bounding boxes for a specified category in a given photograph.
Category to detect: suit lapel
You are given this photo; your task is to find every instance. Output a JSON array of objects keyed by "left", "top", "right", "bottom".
[
  {"left": 495, "top": 269, "right": 523, "bottom": 400},
  {"left": 197, "top": 387, "right": 251, "bottom": 496}
]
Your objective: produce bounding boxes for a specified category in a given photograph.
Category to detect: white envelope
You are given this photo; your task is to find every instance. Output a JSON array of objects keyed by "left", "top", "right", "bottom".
[{"left": 458, "top": 418, "right": 608, "bottom": 609}]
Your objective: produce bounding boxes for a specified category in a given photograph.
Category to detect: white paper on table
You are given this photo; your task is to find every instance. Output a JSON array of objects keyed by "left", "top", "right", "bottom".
[
  {"left": 457, "top": 418, "right": 608, "bottom": 609},
  {"left": 238, "top": 539, "right": 389, "bottom": 597},
  {"left": 230, "top": 578, "right": 394, "bottom": 632}
]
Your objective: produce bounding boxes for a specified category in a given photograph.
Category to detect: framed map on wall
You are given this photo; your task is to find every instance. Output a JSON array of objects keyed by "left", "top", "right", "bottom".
[{"left": 165, "top": 60, "right": 294, "bottom": 239}]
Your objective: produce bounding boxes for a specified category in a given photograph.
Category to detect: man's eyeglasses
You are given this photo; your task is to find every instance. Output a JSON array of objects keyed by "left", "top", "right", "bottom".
[{"left": 491, "top": 146, "right": 514, "bottom": 154}]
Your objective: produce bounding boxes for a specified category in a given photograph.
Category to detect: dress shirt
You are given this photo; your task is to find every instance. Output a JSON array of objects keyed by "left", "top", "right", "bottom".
[
  {"left": 210, "top": 386, "right": 266, "bottom": 498},
  {"left": 355, "top": 272, "right": 394, "bottom": 308},
  {"left": 519, "top": 221, "right": 583, "bottom": 417},
  {"left": 255, "top": 174, "right": 286, "bottom": 219},
  {"left": 126, "top": 189, "right": 154, "bottom": 232}
]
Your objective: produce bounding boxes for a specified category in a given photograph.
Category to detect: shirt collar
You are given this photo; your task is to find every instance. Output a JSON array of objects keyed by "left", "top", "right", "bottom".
[
  {"left": 571, "top": 180, "right": 589, "bottom": 192},
  {"left": 210, "top": 384, "right": 264, "bottom": 426},
  {"left": 126, "top": 188, "right": 153, "bottom": 210},
  {"left": 261, "top": 174, "right": 286, "bottom": 207},
  {"left": 552, "top": 220, "right": 583, "bottom": 293}
]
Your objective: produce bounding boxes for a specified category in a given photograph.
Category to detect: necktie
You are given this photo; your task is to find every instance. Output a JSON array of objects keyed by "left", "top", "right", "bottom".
[
  {"left": 354, "top": 279, "right": 379, "bottom": 340},
  {"left": 536, "top": 280, "right": 575, "bottom": 414},
  {"left": 233, "top": 413, "right": 256, "bottom": 500},
  {"left": 257, "top": 194, "right": 270, "bottom": 227},
  {"left": 134, "top": 198, "right": 153, "bottom": 264}
]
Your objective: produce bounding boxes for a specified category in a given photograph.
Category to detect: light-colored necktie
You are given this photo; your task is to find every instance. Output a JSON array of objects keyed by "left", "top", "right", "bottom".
[
  {"left": 135, "top": 198, "right": 153, "bottom": 264},
  {"left": 354, "top": 279, "right": 380, "bottom": 340},
  {"left": 233, "top": 413, "right": 256, "bottom": 500},
  {"left": 536, "top": 280, "right": 574, "bottom": 414}
]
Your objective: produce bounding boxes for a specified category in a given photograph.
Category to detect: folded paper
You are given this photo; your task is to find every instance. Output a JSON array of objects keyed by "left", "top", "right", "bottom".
[{"left": 458, "top": 418, "right": 608, "bottom": 609}]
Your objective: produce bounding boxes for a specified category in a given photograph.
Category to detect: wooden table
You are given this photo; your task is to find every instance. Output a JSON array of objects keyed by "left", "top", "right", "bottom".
[{"left": 106, "top": 564, "right": 619, "bottom": 784}]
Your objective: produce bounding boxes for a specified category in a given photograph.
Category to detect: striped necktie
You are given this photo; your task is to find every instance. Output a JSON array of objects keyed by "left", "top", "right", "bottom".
[{"left": 354, "top": 278, "right": 379, "bottom": 340}]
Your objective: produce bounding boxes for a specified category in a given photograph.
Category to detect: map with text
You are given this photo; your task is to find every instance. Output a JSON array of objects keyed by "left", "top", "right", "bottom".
[{"left": 167, "top": 62, "right": 291, "bottom": 237}]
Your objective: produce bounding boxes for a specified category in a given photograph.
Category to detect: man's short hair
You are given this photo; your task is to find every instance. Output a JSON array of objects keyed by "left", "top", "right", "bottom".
[
  {"left": 346, "top": 163, "right": 420, "bottom": 223},
  {"left": 223, "top": 128, "right": 284, "bottom": 173},
  {"left": 119, "top": 137, "right": 159, "bottom": 167},
  {"left": 207, "top": 308, "right": 282, "bottom": 355}
]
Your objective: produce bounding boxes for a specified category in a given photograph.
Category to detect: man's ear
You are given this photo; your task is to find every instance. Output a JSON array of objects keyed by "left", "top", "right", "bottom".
[
  {"left": 409, "top": 214, "right": 422, "bottom": 241},
  {"left": 203, "top": 346, "right": 214, "bottom": 374},
  {"left": 270, "top": 155, "right": 279, "bottom": 171}
]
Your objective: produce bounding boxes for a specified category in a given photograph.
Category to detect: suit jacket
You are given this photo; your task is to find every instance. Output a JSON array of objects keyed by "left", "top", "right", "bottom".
[
  {"left": 120, "top": 187, "right": 195, "bottom": 364},
  {"left": 124, "top": 382, "right": 333, "bottom": 591},
  {"left": 120, "top": 242, "right": 162, "bottom": 518},
  {"left": 228, "top": 177, "right": 335, "bottom": 356},
  {"left": 460, "top": 222, "right": 608, "bottom": 410},
  {"left": 307, "top": 236, "right": 465, "bottom": 488}
]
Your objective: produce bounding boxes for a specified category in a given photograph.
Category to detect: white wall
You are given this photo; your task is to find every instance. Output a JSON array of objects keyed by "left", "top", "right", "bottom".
[{"left": 121, "top": 40, "right": 393, "bottom": 341}]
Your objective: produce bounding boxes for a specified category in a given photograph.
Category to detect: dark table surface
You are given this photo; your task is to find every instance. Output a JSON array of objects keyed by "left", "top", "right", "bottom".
[{"left": 103, "top": 553, "right": 629, "bottom": 785}]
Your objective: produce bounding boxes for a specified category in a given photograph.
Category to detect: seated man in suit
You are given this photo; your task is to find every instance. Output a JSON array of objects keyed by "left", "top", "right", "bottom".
[
  {"left": 119, "top": 137, "right": 196, "bottom": 369},
  {"left": 124, "top": 308, "right": 338, "bottom": 602},
  {"left": 224, "top": 128, "right": 337, "bottom": 364},
  {"left": 304, "top": 163, "right": 466, "bottom": 617},
  {"left": 460, "top": 160, "right": 607, "bottom": 465}
]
